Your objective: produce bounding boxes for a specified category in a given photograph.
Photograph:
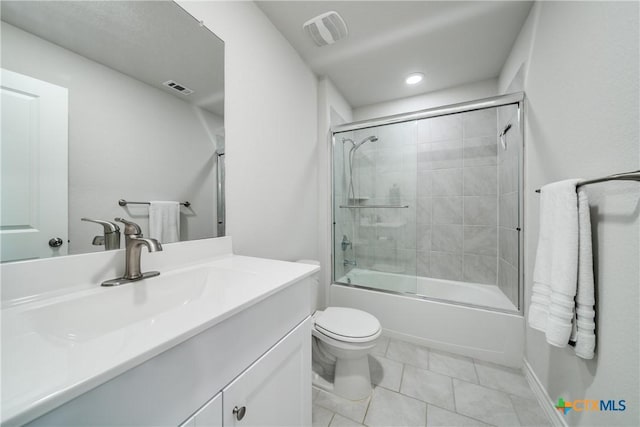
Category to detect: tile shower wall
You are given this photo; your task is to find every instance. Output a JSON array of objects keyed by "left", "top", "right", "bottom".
[
  {"left": 334, "top": 107, "right": 519, "bottom": 295},
  {"left": 497, "top": 105, "right": 520, "bottom": 306},
  {"left": 416, "top": 110, "right": 498, "bottom": 285}
]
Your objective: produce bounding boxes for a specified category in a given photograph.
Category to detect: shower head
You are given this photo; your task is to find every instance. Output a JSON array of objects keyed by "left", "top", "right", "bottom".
[{"left": 353, "top": 135, "right": 378, "bottom": 150}]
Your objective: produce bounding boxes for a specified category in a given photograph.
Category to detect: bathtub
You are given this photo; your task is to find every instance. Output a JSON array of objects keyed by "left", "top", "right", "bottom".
[
  {"left": 332, "top": 269, "right": 524, "bottom": 367},
  {"left": 340, "top": 269, "right": 516, "bottom": 311}
]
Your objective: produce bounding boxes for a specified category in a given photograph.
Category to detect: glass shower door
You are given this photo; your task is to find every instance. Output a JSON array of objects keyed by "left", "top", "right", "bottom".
[
  {"left": 331, "top": 95, "right": 523, "bottom": 313},
  {"left": 333, "top": 121, "right": 418, "bottom": 294}
]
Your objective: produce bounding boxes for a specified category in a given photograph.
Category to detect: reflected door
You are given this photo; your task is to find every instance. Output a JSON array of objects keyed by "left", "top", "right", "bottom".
[{"left": 1, "top": 69, "right": 68, "bottom": 261}]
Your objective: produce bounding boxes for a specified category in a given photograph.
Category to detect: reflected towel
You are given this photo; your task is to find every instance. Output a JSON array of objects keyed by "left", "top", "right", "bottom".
[{"left": 149, "top": 201, "right": 180, "bottom": 244}]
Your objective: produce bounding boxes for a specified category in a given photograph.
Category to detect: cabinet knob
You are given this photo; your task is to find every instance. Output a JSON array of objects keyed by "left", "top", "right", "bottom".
[
  {"left": 49, "top": 237, "right": 64, "bottom": 248},
  {"left": 233, "top": 405, "right": 246, "bottom": 421}
]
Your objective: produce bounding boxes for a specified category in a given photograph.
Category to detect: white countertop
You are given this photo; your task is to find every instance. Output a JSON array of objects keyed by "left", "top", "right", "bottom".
[{"left": 0, "top": 254, "right": 318, "bottom": 425}]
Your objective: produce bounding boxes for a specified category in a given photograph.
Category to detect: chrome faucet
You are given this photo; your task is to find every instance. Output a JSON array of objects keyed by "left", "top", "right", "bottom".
[
  {"left": 101, "top": 218, "right": 163, "bottom": 287},
  {"left": 81, "top": 218, "right": 121, "bottom": 250},
  {"left": 343, "top": 259, "right": 357, "bottom": 267}
]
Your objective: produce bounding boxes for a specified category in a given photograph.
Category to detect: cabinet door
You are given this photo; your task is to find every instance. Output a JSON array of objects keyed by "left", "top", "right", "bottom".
[
  {"left": 223, "top": 317, "right": 311, "bottom": 427},
  {"left": 180, "top": 392, "right": 222, "bottom": 427}
]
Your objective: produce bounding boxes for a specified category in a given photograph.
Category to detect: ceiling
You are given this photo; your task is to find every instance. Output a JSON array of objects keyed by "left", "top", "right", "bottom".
[
  {"left": 1, "top": 1, "right": 225, "bottom": 116},
  {"left": 257, "top": 1, "right": 533, "bottom": 108}
]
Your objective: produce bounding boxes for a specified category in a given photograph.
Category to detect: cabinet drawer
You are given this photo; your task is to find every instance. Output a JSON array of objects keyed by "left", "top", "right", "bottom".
[{"left": 223, "top": 318, "right": 311, "bottom": 427}]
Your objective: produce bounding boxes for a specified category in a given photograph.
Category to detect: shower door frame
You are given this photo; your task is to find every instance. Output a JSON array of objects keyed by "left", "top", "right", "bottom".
[{"left": 330, "top": 92, "right": 525, "bottom": 315}]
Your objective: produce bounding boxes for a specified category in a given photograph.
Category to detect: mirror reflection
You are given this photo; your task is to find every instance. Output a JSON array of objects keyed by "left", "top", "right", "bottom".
[{"left": 0, "top": 1, "right": 225, "bottom": 262}]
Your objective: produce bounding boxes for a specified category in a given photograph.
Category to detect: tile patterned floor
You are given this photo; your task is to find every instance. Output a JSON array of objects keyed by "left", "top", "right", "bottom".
[{"left": 312, "top": 336, "right": 550, "bottom": 427}]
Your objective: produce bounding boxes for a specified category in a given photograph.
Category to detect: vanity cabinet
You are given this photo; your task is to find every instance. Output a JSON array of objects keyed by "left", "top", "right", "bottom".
[
  {"left": 180, "top": 318, "right": 311, "bottom": 427},
  {"left": 181, "top": 393, "right": 222, "bottom": 427},
  {"left": 24, "top": 272, "right": 314, "bottom": 427},
  {"left": 222, "top": 318, "right": 311, "bottom": 426}
]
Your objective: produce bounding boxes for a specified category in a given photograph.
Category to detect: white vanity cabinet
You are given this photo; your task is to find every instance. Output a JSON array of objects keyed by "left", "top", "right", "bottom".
[
  {"left": 222, "top": 318, "right": 311, "bottom": 427},
  {"left": 180, "top": 318, "right": 311, "bottom": 427},
  {"left": 181, "top": 393, "right": 222, "bottom": 427},
  {"left": 20, "top": 266, "right": 315, "bottom": 427}
]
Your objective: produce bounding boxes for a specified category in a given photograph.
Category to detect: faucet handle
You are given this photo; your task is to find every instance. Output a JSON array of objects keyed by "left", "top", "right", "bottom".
[
  {"left": 81, "top": 218, "right": 120, "bottom": 233},
  {"left": 114, "top": 217, "right": 142, "bottom": 235}
]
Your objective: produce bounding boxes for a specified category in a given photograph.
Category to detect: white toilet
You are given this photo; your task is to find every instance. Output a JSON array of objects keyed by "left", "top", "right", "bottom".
[
  {"left": 312, "top": 307, "right": 381, "bottom": 400},
  {"left": 297, "top": 259, "right": 382, "bottom": 400}
]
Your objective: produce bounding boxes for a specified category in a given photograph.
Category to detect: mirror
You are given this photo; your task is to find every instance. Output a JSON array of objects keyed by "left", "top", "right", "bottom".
[{"left": 0, "top": 1, "right": 224, "bottom": 262}]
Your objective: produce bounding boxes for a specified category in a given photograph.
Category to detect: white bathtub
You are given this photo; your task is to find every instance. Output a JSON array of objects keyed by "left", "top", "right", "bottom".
[
  {"left": 332, "top": 269, "right": 524, "bottom": 367},
  {"left": 340, "top": 269, "right": 517, "bottom": 311}
]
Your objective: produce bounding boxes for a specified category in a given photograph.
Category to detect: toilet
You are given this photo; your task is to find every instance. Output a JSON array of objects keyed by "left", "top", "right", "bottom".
[
  {"left": 312, "top": 307, "right": 382, "bottom": 400},
  {"left": 297, "top": 259, "right": 382, "bottom": 400}
]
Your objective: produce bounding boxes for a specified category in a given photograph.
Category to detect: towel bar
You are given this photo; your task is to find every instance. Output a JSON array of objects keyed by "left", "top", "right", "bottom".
[
  {"left": 535, "top": 170, "right": 640, "bottom": 193},
  {"left": 118, "top": 199, "right": 191, "bottom": 207}
]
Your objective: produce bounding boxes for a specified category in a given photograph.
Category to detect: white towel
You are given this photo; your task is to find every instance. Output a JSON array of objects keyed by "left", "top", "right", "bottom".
[
  {"left": 529, "top": 180, "right": 596, "bottom": 359},
  {"left": 571, "top": 187, "right": 596, "bottom": 359},
  {"left": 149, "top": 201, "right": 180, "bottom": 244}
]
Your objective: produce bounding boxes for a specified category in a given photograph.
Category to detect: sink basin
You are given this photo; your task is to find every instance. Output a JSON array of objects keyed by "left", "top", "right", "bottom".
[{"left": 25, "top": 268, "right": 210, "bottom": 342}]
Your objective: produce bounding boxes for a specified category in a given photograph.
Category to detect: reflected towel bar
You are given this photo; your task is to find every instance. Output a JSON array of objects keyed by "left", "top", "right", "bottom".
[
  {"left": 118, "top": 199, "right": 191, "bottom": 207},
  {"left": 535, "top": 170, "right": 640, "bottom": 193},
  {"left": 339, "top": 205, "right": 409, "bottom": 209}
]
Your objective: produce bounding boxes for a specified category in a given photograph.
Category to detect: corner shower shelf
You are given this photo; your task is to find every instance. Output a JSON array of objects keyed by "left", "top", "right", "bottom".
[{"left": 359, "top": 221, "right": 407, "bottom": 229}]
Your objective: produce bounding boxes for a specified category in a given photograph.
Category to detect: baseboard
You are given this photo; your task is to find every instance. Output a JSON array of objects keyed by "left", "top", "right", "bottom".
[{"left": 523, "top": 358, "right": 568, "bottom": 427}]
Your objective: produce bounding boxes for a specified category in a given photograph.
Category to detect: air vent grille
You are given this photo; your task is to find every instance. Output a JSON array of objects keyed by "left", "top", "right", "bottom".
[
  {"left": 163, "top": 80, "right": 194, "bottom": 95},
  {"left": 303, "top": 11, "right": 348, "bottom": 47}
]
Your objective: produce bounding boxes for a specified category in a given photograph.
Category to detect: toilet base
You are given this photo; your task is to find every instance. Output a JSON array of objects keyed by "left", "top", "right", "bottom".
[
  {"left": 334, "top": 355, "right": 372, "bottom": 400},
  {"left": 311, "top": 354, "right": 373, "bottom": 401}
]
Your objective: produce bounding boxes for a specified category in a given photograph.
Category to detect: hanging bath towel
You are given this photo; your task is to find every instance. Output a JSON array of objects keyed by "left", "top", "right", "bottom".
[
  {"left": 149, "top": 201, "right": 180, "bottom": 244},
  {"left": 529, "top": 180, "right": 596, "bottom": 359}
]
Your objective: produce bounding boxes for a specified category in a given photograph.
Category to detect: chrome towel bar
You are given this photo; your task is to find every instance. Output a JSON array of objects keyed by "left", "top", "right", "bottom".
[
  {"left": 118, "top": 199, "right": 191, "bottom": 207},
  {"left": 535, "top": 170, "right": 640, "bottom": 193}
]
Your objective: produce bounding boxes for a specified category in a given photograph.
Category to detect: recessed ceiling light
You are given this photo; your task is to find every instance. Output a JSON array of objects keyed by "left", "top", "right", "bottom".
[{"left": 405, "top": 73, "right": 424, "bottom": 85}]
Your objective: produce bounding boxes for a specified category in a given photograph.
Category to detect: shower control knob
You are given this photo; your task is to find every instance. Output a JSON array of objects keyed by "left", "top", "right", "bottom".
[{"left": 233, "top": 405, "right": 246, "bottom": 421}]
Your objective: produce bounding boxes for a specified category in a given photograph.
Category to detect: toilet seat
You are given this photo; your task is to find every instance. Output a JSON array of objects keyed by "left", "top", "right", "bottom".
[{"left": 314, "top": 307, "right": 381, "bottom": 343}]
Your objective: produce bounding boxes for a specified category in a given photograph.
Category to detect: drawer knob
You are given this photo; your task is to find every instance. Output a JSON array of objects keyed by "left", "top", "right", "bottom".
[{"left": 233, "top": 405, "right": 246, "bottom": 421}]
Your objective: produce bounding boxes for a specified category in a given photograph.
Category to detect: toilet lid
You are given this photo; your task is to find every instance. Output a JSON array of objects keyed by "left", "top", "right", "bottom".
[{"left": 315, "top": 307, "right": 381, "bottom": 340}]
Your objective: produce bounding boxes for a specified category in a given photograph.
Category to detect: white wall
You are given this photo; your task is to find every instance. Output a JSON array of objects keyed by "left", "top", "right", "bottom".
[
  {"left": 317, "top": 78, "right": 353, "bottom": 310},
  {"left": 1, "top": 22, "right": 219, "bottom": 254},
  {"left": 353, "top": 78, "right": 498, "bottom": 121},
  {"left": 177, "top": 1, "right": 318, "bottom": 262},
  {"left": 501, "top": 2, "right": 639, "bottom": 425}
]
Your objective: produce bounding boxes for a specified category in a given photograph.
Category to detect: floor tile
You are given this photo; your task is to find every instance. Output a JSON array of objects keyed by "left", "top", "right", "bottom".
[
  {"left": 426, "top": 405, "right": 490, "bottom": 426},
  {"left": 474, "top": 360, "right": 535, "bottom": 399},
  {"left": 313, "top": 404, "right": 334, "bottom": 427},
  {"left": 454, "top": 379, "right": 521, "bottom": 426},
  {"left": 386, "top": 339, "right": 430, "bottom": 369},
  {"left": 429, "top": 350, "right": 478, "bottom": 383},
  {"left": 330, "top": 413, "right": 365, "bottom": 427},
  {"left": 400, "top": 364, "right": 455, "bottom": 411},
  {"left": 369, "top": 355, "right": 403, "bottom": 391},
  {"left": 364, "top": 387, "right": 427, "bottom": 427},
  {"left": 314, "top": 389, "right": 370, "bottom": 424},
  {"left": 371, "top": 336, "right": 390, "bottom": 356},
  {"left": 510, "top": 395, "right": 551, "bottom": 426}
]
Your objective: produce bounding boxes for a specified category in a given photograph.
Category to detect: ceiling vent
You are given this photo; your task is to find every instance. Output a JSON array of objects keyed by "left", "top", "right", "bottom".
[
  {"left": 163, "top": 80, "right": 194, "bottom": 95},
  {"left": 303, "top": 11, "right": 348, "bottom": 47}
]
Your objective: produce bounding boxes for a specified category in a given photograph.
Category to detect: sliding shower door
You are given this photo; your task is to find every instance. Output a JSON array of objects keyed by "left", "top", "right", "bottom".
[
  {"left": 332, "top": 95, "right": 523, "bottom": 313},
  {"left": 333, "top": 122, "right": 418, "bottom": 294}
]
